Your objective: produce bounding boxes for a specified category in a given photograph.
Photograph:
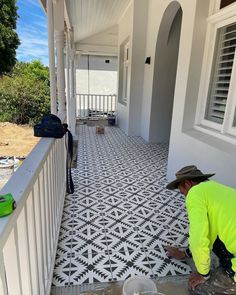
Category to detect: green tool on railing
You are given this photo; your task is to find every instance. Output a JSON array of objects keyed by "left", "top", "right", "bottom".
[{"left": 0, "top": 194, "right": 16, "bottom": 217}]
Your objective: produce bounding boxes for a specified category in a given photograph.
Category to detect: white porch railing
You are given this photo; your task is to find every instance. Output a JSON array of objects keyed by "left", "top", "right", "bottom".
[
  {"left": 0, "top": 136, "right": 66, "bottom": 295},
  {"left": 76, "top": 94, "right": 117, "bottom": 119}
]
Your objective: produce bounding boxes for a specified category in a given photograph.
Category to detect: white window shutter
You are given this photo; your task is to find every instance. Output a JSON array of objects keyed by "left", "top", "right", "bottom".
[{"left": 205, "top": 23, "right": 236, "bottom": 124}]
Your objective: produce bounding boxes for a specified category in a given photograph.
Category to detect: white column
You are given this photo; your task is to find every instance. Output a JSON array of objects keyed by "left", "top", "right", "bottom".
[
  {"left": 47, "top": 0, "right": 57, "bottom": 114},
  {"left": 65, "top": 30, "right": 70, "bottom": 127},
  {"left": 55, "top": 30, "right": 66, "bottom": 116},
  {"left": 69, "top": 28, "right": 77, "bottom": 137},
  {"left": 69, "top": 48, "right": 76, "bottom": 137}
]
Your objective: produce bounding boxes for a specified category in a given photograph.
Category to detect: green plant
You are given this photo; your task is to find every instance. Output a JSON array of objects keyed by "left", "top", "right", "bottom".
[
  {"left": 0, "top": 0, "right": 20, "bottom": 75},
  {"left": 0, "top": 61, "right": 50, "bottom": 125}
]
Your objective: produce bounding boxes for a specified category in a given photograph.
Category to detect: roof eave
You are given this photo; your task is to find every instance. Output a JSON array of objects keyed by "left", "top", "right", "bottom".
[{"left": 38, "top": 0, "right": 47, "bottom": 14}]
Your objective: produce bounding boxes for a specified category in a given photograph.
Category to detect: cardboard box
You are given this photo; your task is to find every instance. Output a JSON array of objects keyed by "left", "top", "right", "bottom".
[{"left": 96, "top": 125, "right": 105, "bottom": 134}]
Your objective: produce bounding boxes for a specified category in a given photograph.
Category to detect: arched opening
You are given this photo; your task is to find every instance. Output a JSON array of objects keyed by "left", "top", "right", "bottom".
[{"left": 149, "top": 2, "right": 182, "bottom": 143}]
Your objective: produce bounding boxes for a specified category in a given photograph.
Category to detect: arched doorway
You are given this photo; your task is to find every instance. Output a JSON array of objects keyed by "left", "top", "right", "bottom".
[{"left": 149, "top": 2, "right": 182, "bottom": 143}]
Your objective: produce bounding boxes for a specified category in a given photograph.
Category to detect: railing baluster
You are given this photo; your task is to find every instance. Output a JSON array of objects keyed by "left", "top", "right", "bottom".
[
  {"left": 14, "top": 225, "right": 24, "bottom": 295},
  {"left": 36, "top": 175, "right": 46, "bottom": 292},
  {"left": 47, "top": 154, "right": 53, "bottom": 255},
  {"left": 104, "top": 95, "right": 106, "bottom": 118},
  {"left": 49, "top": 156, "right": 54, "bottom": 254},
  {"left": 38, "top": 168, "right": 49, "bottom": 281},
  {"left": 79, "top": 94, "right": 82, "bottom": 118},
  {"left": 113, "top": 95, "right": 116, "bottom": 112},
  {"left": 81, "top": 94, "right": 83, "bottom": 118},
  {"left": 87, "top": 95, "right": 91, "bottom": 116},
  {"left": 55, "top": 141, "right": 59, "bottom": 225},
  {"left": 94, "top": 95, "right": 96, "bottom": 118},
  {"left": 3, "top": 229, "right": 22, "bottom": 295},
  {"left": 0, "top": 252, "right": 8, "bottom": 295},
  {"left": 94, "top": 95, "right": 97, "bottom": 117},
  {"left": 51, "top": 144, "right": 56, "bottom": 241},
  {"left": 16, "top": 209, "right": 33, "bottom": 295},
  {"left": 111, "top": 95, "right": 113, "bottom": 113},
  {"left": 99, "top": 94, "right": 101, "bottom": 117},
  {"left": 85, "top": 94, "right": 87, "bottom": 118},
  {"left": 107, "top": 95, "right": 109, "bottom": 117},
  {"left": 23, "top": 207, "right": 34, "bottom": 294},
  {"left": 26, "top": 193, "right": 40, "bottom": 295},
  {"left": 83, "top": 94, "right": 85, "bottom": 118},
  {"left": 43, "top": 162, "right": 51, "bottom": 267}
]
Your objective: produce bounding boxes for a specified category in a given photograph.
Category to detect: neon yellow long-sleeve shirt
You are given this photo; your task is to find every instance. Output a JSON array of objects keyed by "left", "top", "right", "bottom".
[{"left": 186, "top": 180, "right": 236, "bottom": 282}]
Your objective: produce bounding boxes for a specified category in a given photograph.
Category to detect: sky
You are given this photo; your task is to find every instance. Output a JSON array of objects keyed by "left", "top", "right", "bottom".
[{"left": 16, "top": 0, "right": 48, "bottom": 65}]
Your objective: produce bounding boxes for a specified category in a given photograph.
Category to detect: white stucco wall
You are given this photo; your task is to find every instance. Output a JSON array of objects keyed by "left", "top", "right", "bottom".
[
  {"left": 166, "top": 0, "right": 236, "bottom": 188},
  {"left": 117, "top": 2, "right": 133, "bottom": 134},
  {"left": 75, "top": 55, "right": 117, "bottom": 95},
  {"left": 128, "top": 0, "right": 148, "bottom": 136},
  {"left": 138, "top": 0, "right": 236, "bottom": 187},
  {"left": 116, "top": 0, "right": 236, "bottom": 187},
  {"left": 141, "top": 0, "right": 187, "bottom": 142},
  {"left": 149, "top": 7, "right": 182, "bottom": 143},
  {"left": 117, "top": 0, "right": 148, "bottom": 136}
]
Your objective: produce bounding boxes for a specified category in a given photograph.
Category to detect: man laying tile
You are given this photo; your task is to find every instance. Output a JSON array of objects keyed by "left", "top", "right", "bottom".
[{"left": 165, "top": 165, "right": 236, "bottom": 295}]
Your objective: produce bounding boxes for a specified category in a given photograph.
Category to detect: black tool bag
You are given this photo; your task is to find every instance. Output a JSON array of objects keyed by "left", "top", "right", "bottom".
[
  {"left": 34, "top": 114, "right": 66, "bottom": 138},
  {"left": 34, "top": 114, "right": 74, "bottom": 194}
]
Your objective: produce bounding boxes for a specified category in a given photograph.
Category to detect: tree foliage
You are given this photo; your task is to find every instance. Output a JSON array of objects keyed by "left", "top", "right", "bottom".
[
  {"left": 0, "top": 60, "right": 50, "bottom": 125},
  {"left": 0, "top": 0, "right": 20, "bottom": 75}
]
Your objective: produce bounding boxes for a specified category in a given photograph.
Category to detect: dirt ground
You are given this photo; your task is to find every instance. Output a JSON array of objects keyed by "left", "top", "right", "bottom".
[{"left": 0, "top": 122, "right": 39, "bottom": 157}]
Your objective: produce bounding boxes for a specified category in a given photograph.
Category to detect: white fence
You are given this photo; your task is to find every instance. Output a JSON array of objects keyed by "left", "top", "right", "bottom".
[
  {"left": 76, "top": 94, "right": 117, "bottom": 118},
  {"left": 0, "top": 136, "right": 66, "bottom": 295}
]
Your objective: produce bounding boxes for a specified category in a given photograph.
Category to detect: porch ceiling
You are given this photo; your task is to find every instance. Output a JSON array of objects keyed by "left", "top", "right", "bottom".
[{"left": 66, "top": 0, "right": 131, "bottom": 43}]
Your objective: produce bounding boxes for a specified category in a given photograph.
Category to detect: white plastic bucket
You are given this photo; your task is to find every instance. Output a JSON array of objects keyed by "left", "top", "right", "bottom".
[
  {"left": 0, "top": 159, "right": 14, "bottom": 180},
  {"left": 122, "top": 276, "right": 159, "bottom": 295}
]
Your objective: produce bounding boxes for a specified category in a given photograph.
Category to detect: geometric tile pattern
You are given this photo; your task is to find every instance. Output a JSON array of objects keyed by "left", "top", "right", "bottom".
[{"left": 52, "top": 125, "right": 191, "bottom": 287}]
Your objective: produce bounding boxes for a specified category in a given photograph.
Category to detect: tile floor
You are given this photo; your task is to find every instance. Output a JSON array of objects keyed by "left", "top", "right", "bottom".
[{"left": 52, "top": 125, "right": 191, "bottom": 287}]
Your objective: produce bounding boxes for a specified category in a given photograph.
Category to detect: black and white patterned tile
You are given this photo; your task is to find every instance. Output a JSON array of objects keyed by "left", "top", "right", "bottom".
[
  {"left": 69, "top": 252, "right": 112, "bottom": 285},
  {"left": 70, "top": 228, "right": 108, "bottom": 256},
  {"left": 52, "top": 125, "right": 191, "bottom": 287},
  {"left": 147, "top": 248, "right": 190, "bottom": 278},
  {"left": 52, "top": 256, "right": 72, "bottom": 286},
  {"left": 109, "top": 250, "right": 153, "bottom": 281}
]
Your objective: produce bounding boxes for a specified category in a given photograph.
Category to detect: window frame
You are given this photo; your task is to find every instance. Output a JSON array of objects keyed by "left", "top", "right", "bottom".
[
  {"left": 220, "top": 0, "right": 236, "bottom": 9},
  {"left": 210, "top": 0, "right": 236, "bottom": 14},
  {"left": 122, "top": 42, "right": 130, "bottom": 104},
  {"left": 195, "top": 6, "right": 236, "bottom": 138}
]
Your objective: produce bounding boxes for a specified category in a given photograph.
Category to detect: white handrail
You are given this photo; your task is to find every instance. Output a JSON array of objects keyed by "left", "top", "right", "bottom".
[
  {"left": 76, "top": 93, "right": 117, "bottom": 118},
  {"left": 0, "top": 136, "right": 66, "bottom": 295}
]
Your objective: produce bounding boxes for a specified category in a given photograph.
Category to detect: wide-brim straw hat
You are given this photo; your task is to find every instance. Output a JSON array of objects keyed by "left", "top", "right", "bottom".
[{"left": 166, "top": 165, "right": 215, "bottom": 190}]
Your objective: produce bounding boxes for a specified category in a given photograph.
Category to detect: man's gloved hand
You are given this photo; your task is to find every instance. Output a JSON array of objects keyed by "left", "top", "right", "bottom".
[
  {"left": 164, "top": 245, "right": 187, "bottom": 260},
  {"left": 188, "top": 272, "right": 209, "bottom": 290}
]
